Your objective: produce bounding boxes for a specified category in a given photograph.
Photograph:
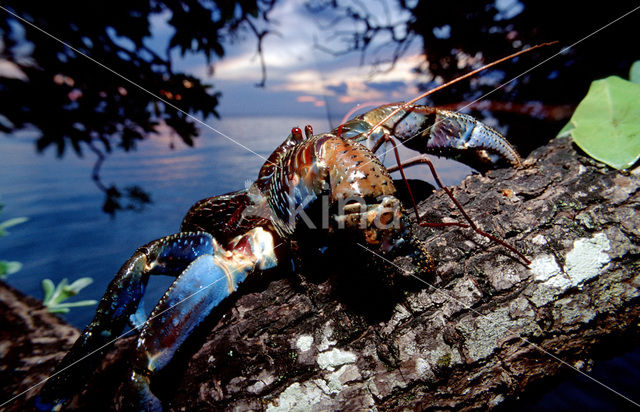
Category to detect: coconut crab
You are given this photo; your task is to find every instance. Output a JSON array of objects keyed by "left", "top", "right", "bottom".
[{"left": 32, "top": 96, "right": 530, "bottom": 411}]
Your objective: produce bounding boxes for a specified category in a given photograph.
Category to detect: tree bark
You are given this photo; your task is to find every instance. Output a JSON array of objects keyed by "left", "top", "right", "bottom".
[
  {"left": 2, "top": 137, "right": 639, "bottom": 411},
  {"left": 0, "top": 282, "right": 79, "bottom": 409}
]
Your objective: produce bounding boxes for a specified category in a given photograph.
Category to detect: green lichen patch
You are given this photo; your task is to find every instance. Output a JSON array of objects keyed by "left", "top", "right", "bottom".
[{"left": 436, "top": 353, "right": 452, "bottom": 368}]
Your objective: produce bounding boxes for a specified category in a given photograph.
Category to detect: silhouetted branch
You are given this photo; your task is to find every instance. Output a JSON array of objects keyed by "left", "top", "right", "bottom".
[
  {"left": 0, "top": 0, "right": 280, "bottom": 214},
  {"left": 244, "top": 18, "right": 269, "bottom": 88},
  {"left": 307, "top": 0, "right": 416, "bottom": 71},
  {"left": 307, "top": 0, "right": 638, "bottom": 159},
  {"left": 87, "top": 140, "right": 152, "bottom": 215}
]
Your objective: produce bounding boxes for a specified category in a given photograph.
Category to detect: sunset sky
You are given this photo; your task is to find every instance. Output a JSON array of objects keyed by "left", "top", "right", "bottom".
[
  {"left": 145, "top": 1, "right": 429, "bottom": 119},
  {"left": 0, "top": 1, "right": 529, "bottom": 121}
]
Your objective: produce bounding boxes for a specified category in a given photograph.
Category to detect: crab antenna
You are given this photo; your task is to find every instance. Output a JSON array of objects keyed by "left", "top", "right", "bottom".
[{"left": 365, "top": 41, "right": 558, "bottom": 139}]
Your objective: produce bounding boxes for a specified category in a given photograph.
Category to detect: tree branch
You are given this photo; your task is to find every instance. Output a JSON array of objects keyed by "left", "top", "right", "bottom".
[{"left": 1, "top": 137, "right": 639, "bottom": 410}]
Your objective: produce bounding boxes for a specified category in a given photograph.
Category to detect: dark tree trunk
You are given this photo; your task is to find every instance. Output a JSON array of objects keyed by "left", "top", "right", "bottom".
[{"left": 2, "top": 137, "right": 639, "bottom": 411}]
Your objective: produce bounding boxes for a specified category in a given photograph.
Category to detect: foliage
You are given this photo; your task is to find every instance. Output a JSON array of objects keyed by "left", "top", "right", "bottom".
[
  {"left": 41, "top": 277, "right": 97, "bottom": 314},
  {"left": 558, "top": 64, "right": 640, "bottom": 170},
  {"left": 0, "top": 1, "right": 275, "bottom": 155},
  {"left": 0, "top": 1, "right": 276, "bottom": 213},
  {"left": 0, "top": 203, "right": 27, "bottom": 279},
  {"left": 1, "top": 203, "right": 93, "bottom": 314}
]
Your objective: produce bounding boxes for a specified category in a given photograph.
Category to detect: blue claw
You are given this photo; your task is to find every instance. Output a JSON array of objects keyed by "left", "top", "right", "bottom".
[
  {"left": 133, "top": 253, "right": 243, "bottom": 374},
  {"left": 34, "top": 232, "right": 216, "bottom": 410},
  {"left": 120, "top": 227, "right": 277, "bottom": 409}
]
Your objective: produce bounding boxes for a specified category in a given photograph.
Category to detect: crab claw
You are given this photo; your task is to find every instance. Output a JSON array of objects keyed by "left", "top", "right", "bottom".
[
  {"left": 352, "top": 103, "right": 522, "bottom": 171},
  {"left": 35, "top": 228, "right": 277, "bottom": 411},
  {"left": 412, "top": 109, "right": 522, "bottom": 169},
  {"left": 33, "top": 232, "right": 218, "bottom": 411},
  {"left": 118, "top": 227, "right": 277, "bottom": 410}
]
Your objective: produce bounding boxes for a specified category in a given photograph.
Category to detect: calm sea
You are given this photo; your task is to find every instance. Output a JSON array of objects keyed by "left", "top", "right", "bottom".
[{"left": 0, "top": 115, "right": 637, "bottom": 409}]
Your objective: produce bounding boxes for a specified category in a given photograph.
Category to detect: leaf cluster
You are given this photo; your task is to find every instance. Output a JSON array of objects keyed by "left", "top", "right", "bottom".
[
  {"left": 41, "top": 277, "right": 97, "bottom": 314},
  {"left": 310, "top": 0, "right": 640, "bottom": 155},
  {"left": 0, "top": 1, "right": 275, "bottom": 156}
]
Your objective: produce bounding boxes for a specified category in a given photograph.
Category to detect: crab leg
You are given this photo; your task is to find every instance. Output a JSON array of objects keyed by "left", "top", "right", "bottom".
[
  {"left": 119, "top": 227, "right": 278, "bottom": 411},
  {"left": 34, "top": 232, "right": 219, "bottom": 410}
]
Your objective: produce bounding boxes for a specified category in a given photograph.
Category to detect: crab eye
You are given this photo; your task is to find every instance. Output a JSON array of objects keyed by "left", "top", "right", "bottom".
[
  {"left": 304, "top": 125, "right": 313, "bottom": 138},
  {"left": 291, "top": 127, "right": 303, "bottom": 141}
]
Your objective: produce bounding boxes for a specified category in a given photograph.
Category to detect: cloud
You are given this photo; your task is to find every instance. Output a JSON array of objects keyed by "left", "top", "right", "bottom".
[
  {"left": 364, "top": 81, "right": 407, "bottom": 92},
  {"left": 187, "top": 2, "right": 428, "bottom": 93},
  {"left": 170, "top": 2, "right": 431, "bottom": 117},
  {"left": 296, "top": 95, "right": 325, "bottom": 107},
  {"left": 274, "top": 51, "right": 426, "bottom": 97}
]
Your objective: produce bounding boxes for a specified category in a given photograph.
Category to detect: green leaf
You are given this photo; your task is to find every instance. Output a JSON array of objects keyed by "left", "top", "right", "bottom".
[
  {"left": 0, "top": 216, "right": 28, "bottom": 236},
  {"left": 55, "top": 278, "right": 69, "bottom": 302},
  {"left": 53, "top": 300, "right": 98, "bottom": 307},
  {"left": 67, "top": 277, "right": 93, "bottom": 292},
  {"left": 42, "top": 278, "right": 56, "bottom": 302},
  {"left": 41, "top": 276, "right": 96, "bottom": 314},
  {"left": 47, "top": 306, "right": 71, "bottom": 314},
  {"left": 630, "top": 61, "right": 640, "bottom": 84},
  {"left": 0, "top": 260, "right": 22, "bottom": 278},
  {"left": 46, "top": 300, "right": 98, "bottom": 314},
  {"left": 562, "top": 76, "right": 640, "bottom": 170},
  {"left": 556, "top": 120, "right": 574, "bottom": 138}
]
